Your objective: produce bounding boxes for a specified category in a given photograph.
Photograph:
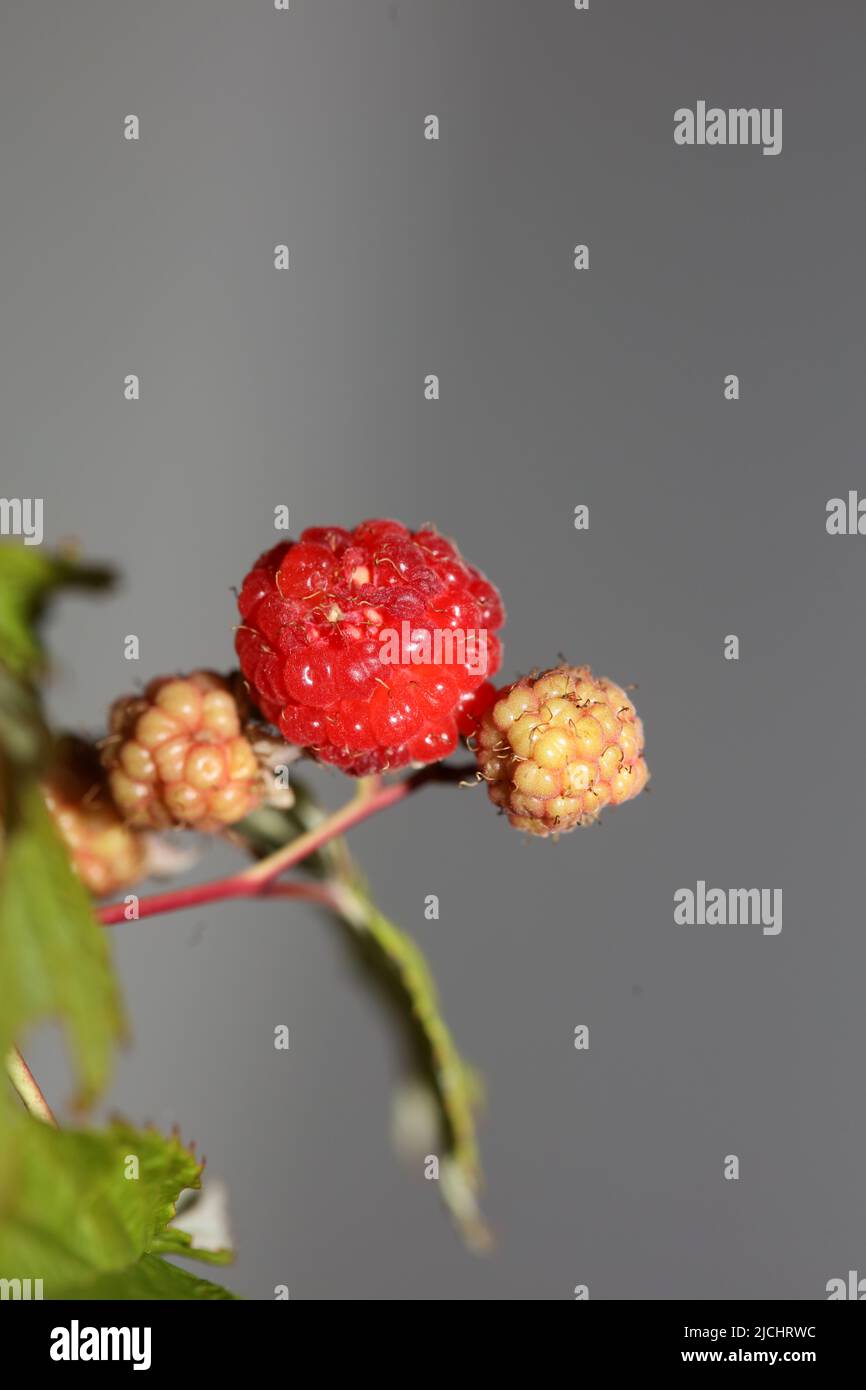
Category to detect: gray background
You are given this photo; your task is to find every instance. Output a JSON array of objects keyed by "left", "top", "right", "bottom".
[{"left": 3, "top": 0, "right": 865, "bottom": 1299}]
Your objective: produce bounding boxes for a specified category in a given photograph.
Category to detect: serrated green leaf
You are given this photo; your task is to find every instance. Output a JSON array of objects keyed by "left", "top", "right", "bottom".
[
  {"left": 153, "top": 1226, "right": 233, "bottom": 1266},
  {"left": 0, "top": 1117, "right": 236, "bottom": 1300},
  {"left": 0, "top": 781, "right": 124, "bottom": 1112}
]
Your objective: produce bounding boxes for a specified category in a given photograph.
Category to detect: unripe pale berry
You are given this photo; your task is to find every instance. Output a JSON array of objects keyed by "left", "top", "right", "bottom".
[
  {"left": 102, "top": 672, "right": 263, "bottom": 832},
  {"left": 476, "top": 664, "right": 649, "bottom": 835},
  {"left": 42, "top": 736, "right": 146, "bottom": 896}
]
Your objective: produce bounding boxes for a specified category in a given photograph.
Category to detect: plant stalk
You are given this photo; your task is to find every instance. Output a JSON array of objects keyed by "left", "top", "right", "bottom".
[{"left": 5, "top": 1046, "right": 58, "bottom": 1125}]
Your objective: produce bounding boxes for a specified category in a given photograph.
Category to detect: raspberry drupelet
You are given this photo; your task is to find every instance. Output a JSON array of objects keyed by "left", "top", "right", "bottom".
[
  {"left": 43, "top": 736, "right": 146, "bottom": 897},
  {"left": 476, "top": 664, "right": 649, "bottom": 835},
  {"left": 235, "top": 519, "right": 504, "bottom": 775},
  {"left": 102, "top": 671, "right": 263, "bottom": 831}
]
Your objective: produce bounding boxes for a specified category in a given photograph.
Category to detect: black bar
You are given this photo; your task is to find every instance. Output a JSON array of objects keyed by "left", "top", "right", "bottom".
[{"left": 2, "top": 1299, "right": 862, "bottom": 1372}]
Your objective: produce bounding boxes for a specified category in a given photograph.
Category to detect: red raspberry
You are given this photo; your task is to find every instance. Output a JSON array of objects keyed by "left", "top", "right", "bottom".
[
  {"left": 235, "top": 520, "right": 504, "bottom": 775},
  {"left": 43, "top": 736, "right": 146, "bottom": 897},
  {"left": 454, "top": 679, "right": 499, "bottom": 737},
  {"left": 476, "top": 664, "right": 649, "bottom": 836},
  {"left": 102, "top": 672, "right": 263, "bottom": 831}
]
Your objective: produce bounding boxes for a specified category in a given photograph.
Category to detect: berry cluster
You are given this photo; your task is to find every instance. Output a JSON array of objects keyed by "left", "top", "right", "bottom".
[
  {"left": 235, "top": 519, "right": 504, "bottom": 775},
  {"left": 475, "top": 665, "right": 649, "bottom": 835},
  {"left": 39, "top": 521, "right": 648, "bottom": 902},
  {"left": 102, "top": 672, "right": 263, "bottom": 832}
]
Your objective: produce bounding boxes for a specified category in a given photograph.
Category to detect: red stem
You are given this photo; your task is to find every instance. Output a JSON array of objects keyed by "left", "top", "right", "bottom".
[
  {"left": 98, "top": 762, "right": 474, "bottom": 926},
  {"left": 266, "top": 881, "right": 341, "bottom": 910},
  {"left": 98, "top": 874, "right": 246, "bottom": 924}
]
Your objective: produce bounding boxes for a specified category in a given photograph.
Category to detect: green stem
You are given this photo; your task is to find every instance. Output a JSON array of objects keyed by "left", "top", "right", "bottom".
[
  {"left": 332, "top": 881, "right": 482, "bottom": 1182},
  {"left": 5, "top": 1046, "right": 58, "bottom": 1125},
  {"left": 313, "top": 875, "right": 490, "bottom": 1250},
  {"left": 247, "top": 875, "right": 491, "bottom": 1247}
]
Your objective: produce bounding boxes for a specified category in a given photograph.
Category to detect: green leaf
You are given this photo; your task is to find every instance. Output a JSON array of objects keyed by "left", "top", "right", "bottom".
[
  {"left": 0, "top": 664, "right": 46, "bottom": 783},
  {"left": 0, "top": 780, "right": 124, "bottom": 1113},
  {"left": 0, "top": 545, "right": 234, "bottom": 1300},
  {"left": 66, "top": 1254, "right": 237, "bottom": 1300},
  {"left": 0, "top": 544, "right": 122, "bottom": 1118},
  {"left": 0, "top": 544, "right": 113, "bottom": 681},
  {"left": 0, "top": 1117, "right": 236, "bottom": 1300}
]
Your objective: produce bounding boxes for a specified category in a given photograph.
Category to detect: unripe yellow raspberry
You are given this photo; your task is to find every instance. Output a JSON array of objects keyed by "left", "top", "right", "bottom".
[
  {"left": 475, "top": 665, "right": 649, "bottom": 836},
  {"left": 102, "top": 671, "right": 263, "bottom": 832},
  {"left": 43, "top": 736, "right": 146, "bottom": 896}
]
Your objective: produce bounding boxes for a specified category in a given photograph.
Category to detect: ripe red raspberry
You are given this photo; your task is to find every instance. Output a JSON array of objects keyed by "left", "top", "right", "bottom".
[
  {"left": 102, "top": 672, "right": 263, "bottom": 831},
  {"left": 235, "top": 520, "right": 504, "bottom": 775},
  {"left": 43, "top": 736, "right": 146, "bottom": 897},
  {"left": 476, "top": 665, "right": 649, "bottom": 836}
]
